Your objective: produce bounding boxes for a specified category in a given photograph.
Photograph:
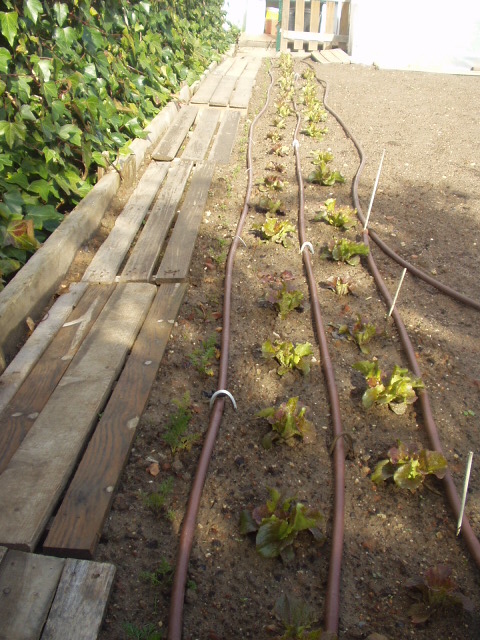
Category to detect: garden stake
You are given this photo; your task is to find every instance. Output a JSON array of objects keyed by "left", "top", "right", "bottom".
[
  {"left": 209, "top": 389, "right": 237, "bottom": 411},
  {"left": 457, "top": 451, "right": 474, "bottom": 536},
  {"left": 363, "top": 149, "right": 385, "bottom": 231},
  {"left": 300, "top": 241, "right": 314, "bottom": 255},
  {"left": 387, "top": 268, "right": 407, "bottom": 318}
]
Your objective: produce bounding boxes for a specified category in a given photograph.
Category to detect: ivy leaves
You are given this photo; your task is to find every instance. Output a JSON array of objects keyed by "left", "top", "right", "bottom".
[{"left": 0, "top": 0, "right": 237, "bottom": 287}]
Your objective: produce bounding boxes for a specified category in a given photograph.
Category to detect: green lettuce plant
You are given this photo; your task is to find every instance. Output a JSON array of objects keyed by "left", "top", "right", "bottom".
[
  {"left": 325, "top": 276, "right": 355, "bottom": 296},
  {"left": 334, "top": 315, "right": 376, "bottom": 354},
  {"left": 257, "top": 397, "right": 316, "bottom": 448},
  {"left": 239, "top": 488, "right": 325, "bottom": 562},
  {"left": 307, "top": 151, "right": 345, "bottom": 186},
  {"left": 314, "top": 198, "right": 356, "bottom": 230},
  {"left": 371, "top": 441, "right": 447, "bottom": 491},
  {"left": 321, "top": 238, "right": 369, "bottom": 266},
  {"left": 252, "top": 217, "right": 295, "bottom": 247},
  {"left": 262, "top": 339, "right": 313, "bottom": 376},
  {"left": 257, "top": 196, "right": 284, "bottom": 216},
  {"left": 353, "top": 360, "right": 424, "bottom": 414},
  {"left": 274, "top": 594, "right": 329, "bottom": 639}
]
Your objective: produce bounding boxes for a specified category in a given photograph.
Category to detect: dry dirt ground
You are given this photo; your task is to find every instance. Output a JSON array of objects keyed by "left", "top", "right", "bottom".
[{"left": 91, "top": 58, "right": 480, "bottom": 639}]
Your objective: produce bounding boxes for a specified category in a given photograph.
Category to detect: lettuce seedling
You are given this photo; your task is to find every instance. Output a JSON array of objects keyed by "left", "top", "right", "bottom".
[
  {"left": 239, "top": 488, "right": 325, "bottom": 562},
  {"left": 267, "top": 130, "right": 283, "bottom": 143},
  {"left": 325, "top": 276, "right": 355, "bottom": 296},
  {"left": 252, "top": 217, "right": 296, "bottom": 247},
  {"left": 257, "top": 397, "right": 316, "bottom": 448},
  {"left": 304, "top": 102, "right": 327, "bottom": 124},
  {"left": 314, "top": 198, "right": 357, "bottom": 230},
  {"left": 321, "top": 238, "right": 369, "bottom": 266},
  {"left": 406, "top": 565, "right": 474, "bottom": 624},
  {"left": 302, "top": 122, "right": 328, "bottom": 140},
  {"left": 276, "top": 101, "right": 293, "bottom": 118},
  {"left": 262, "top": 339, "right": 313, "bottom": 376},
  {"left": 256, "top": 175, "right": 287, "bottom": 192},
  {"left": 353, "top": 360, "right": 424, "bottom": 414},
  {"left": 266, "top": 161, "right": 287, "bottom": 173},
  {"left": 271, "top": 144, "right": 290, "bottom": 157},
  {"left": 334, "top": 315, "right": 376, "bottom": 354},
  {"left": 257, "top": 196, "right": 285, "bottom": 216},
  {"left": 371, "top": 441, "right": 447, "bottom": 491},
  {"left": 263, "top": 271, "right": 304, "bottom": 319},
  {"left": 274, "top": 594, "right": 328, "bottom": 639},
  {"left": 307, "top": 151, "right": 345, "bottom": 186}
]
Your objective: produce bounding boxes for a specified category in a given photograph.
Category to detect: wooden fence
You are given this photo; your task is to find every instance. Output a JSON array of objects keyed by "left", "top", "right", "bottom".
[{"left": 279, "top": 0, "right": 350, "bottom": 52}]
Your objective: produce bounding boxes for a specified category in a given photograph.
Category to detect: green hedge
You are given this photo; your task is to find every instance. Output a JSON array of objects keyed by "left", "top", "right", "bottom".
[{"left": 0, "top": 0, "right": 237, "bottom": 287}]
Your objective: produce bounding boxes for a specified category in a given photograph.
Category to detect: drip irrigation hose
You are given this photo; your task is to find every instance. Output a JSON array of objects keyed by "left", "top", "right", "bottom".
[
  {"left": 292, "top": 101, "right": 345, "bottom": 636},
  {"left": 312, "top": 67, "right": 480, "bottom": 313},
  {"left": 308, "top": 66, "right": 480, "bottom": 569},
  {"left": 167, "top": 69, "right": 276, "bottom": 640}
]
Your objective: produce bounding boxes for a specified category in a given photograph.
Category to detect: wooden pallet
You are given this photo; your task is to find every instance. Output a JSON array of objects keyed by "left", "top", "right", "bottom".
[
  {"left": 280, "top": 0, "right": 350, "bottom": 53},
  {"left": 312, "top": 48, "right": 351, "bottom": 64},
  {"left": 191, "top": 55, "right": 260, "bottom": 108},
  {"left": 0, "top": 546, "right": 114, "bottom": 640}
]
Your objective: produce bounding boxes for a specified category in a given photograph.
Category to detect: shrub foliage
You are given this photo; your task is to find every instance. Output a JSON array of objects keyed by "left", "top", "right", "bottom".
[{"left": 0, "top": 0, "right": 236, "bottom": 286}]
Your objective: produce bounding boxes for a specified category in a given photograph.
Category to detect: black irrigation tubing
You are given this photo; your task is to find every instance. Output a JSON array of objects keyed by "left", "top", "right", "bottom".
[
  {"left": 167, "top": 68, "right": 276, "bottom": 640},
  {"left": 292, "top": 92, "right": 345, "bottom": 635},
  {"left": 309, "top": 66, "right": 480, "bottom": 313},
  {"left": 307, "top": 65, "right": 480, "bottom": 570}
]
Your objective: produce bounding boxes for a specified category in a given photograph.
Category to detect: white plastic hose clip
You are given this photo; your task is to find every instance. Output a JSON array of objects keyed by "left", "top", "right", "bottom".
[
  {"left": 300, "top": 241, "right": 314, "bottom": 255},
  {"left": 209, "top": 389, "right": 237, "bottom": 411},
  {"left": 292, "top": 139, "right": 300, "bottom": 150}
]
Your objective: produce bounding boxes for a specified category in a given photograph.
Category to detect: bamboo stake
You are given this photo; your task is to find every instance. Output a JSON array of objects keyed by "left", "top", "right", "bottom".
[
  {"left": 457, "top": 451, "right": 474, "bottom": 536},
  {"left": 387, "top": 268, "right": 407, "bottom": 317},
  {"left": 363, "top": 149, "right": 385, "bottom": 231}
]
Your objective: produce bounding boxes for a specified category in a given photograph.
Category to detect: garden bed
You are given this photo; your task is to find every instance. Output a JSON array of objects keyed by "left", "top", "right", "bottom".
[{"left": 96, "top": 58, "right": 480, "bottom": 639}]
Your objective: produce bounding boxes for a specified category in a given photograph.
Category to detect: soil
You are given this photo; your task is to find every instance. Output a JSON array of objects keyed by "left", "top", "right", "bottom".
[{"left": 90, "top": 58, "right": 480, "bottom": 640}]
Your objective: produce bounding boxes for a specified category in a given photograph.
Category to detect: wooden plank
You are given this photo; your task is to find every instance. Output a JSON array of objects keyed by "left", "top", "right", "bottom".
[
  {"left": 0, "top": 547, "right": 7, "bottom": 563},
  {"left": 229, "top": 58, "right": 262, "bottom": 109},
  {"left": 320, "top": 48, "right": 341, "bottom": 63},
  {"left": 280, "top": 0, "right": 291, "bottom": 52},
  {"left": 293, "top": 0, "right": 305, "bottom": 50},
  {"left": 311, "top": 50, "right": 333, "bottom": 64},
  {"left": 209, "top": 111, "right": 241, "bottom": 165},
  {"left": 190, "top": 57, "right": 235, "bottom": 104},
  {"left": 339, "top": 0, "right": 350, "bottom": 36},
  {"left": 41, "top": 559, "right": 115, "bottom": 639},
  {"left": 0, "top": 284, "right": 115, "bottom": 474},
  {"left": 156, "top": 162, "right": 216, "bottom": 282},
  {"left": 44, "top": 283, "right": 186, "bottom": 558},
  {"left": 151, "top": 105, "right": 198, "bottom": 162},
  {"left": 324, "top": 1, "right": 336, "bottom": 37},
  {"left": 0, "top": 282, "right": 88, "bottom": 415},
  {"left": 120, "top": 161, "right": 193, "bottom": 282},
  {"left": 181, "top": 109, "right": 220, "bottom": 162},
  {"left": 209, "top": 57, "right": 249, "bottom": 107},
  {"left": 0, "top": 550, "right": 64, "bottom": 640},
  {"left": 308, "top": 0, "right": 321, "bottom": 49},
  {"left": 82, "top": 162, "right": 169, "bottom": 283},
  {"left": 283, "top": 30, "right": 344, "bottom": 43},
  {"left": 0, "top": 283, "right": 156, "bottom": 551},
  {"left": 330, "top": 47, "right": 350, "bottom": 63}
]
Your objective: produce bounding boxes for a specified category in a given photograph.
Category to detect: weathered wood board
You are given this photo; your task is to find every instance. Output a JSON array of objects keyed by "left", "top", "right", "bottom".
[
  {"left": 308, "top": 0, "right": 322, "bottom": 50},
  {"left": 181, "top": 109, "right": 220, "bottom": 162},
  {"left": 82, "top": 162, "right": 169, "bottom": 283},
  {"left": 293, "top": 0, "right": 305, "bottom": 50},
  {"left": 0, "top": 284, "right": 115, "bottom": 474},
  {"left": 156, "top": 161, "right": 216, "bottom": 282},
  {"left": 280, "top": 0, "right": 291, "bottom": 52},
  {"left": 311, "top": 50, "right": 333, "bottom": 64},
  {"left": 209, "top": 111, "right": 241, "bottom": 165},
  {"left": 329, "top": 47, "right": 351, "bottom": 63},
  {"left": 229, "top": 58, "right": 262, "bottom": 109},
  {"left": 0, "top": 550, "right": 65, "bottom": 640},
  {"left": 120, "top": 161, "right": 193, "bottom": 282},
  {"left": 190, "top": 57, "right": 235, "bottom": 105},
  {"left": 0, "top": 283, "right": 156, "bottom": 551},
  {"left": 209, "top": 57, "right": 249, "bottom": 107},
  {"left": 44, "top": 283, "right": 187, "bottom": 558},
  {"left": 152, "top": 105, "right": 198, "bottom": 162},
  {"left": 41, "top": 559, "right": 115, "bottom": 640},
  {"left": 0, "top": 282, "right": 88, "bottom": 415}
]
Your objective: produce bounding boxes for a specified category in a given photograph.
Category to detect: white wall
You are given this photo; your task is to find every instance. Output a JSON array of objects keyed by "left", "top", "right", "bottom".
[
  {"left": 223, "top": 0, "right": 267, "bottom": 35},
  {"left": 350, "top": 0, "right": 480, "bottom": 72}
]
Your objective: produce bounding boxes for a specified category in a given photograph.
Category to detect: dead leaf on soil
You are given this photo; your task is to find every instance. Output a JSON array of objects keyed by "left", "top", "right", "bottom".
[{"left": 147, "top": 462, "right": 160, "bottom": 477}]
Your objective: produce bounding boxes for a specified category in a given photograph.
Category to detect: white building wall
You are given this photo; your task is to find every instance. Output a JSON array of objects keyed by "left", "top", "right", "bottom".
[{"left": 349, "top": 0, "right": 480, "bottom": 72}]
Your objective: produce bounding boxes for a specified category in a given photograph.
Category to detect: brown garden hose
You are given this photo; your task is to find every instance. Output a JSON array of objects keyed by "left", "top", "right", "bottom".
[
  {"left": 310, "top": 67, "right": 480, "bottom": 569},
  {"left": 167, "top": 69, "right": 276, "bottom": 640},
  {"left": 292, "top": 96, "right": 345, "bottom": 636}
]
